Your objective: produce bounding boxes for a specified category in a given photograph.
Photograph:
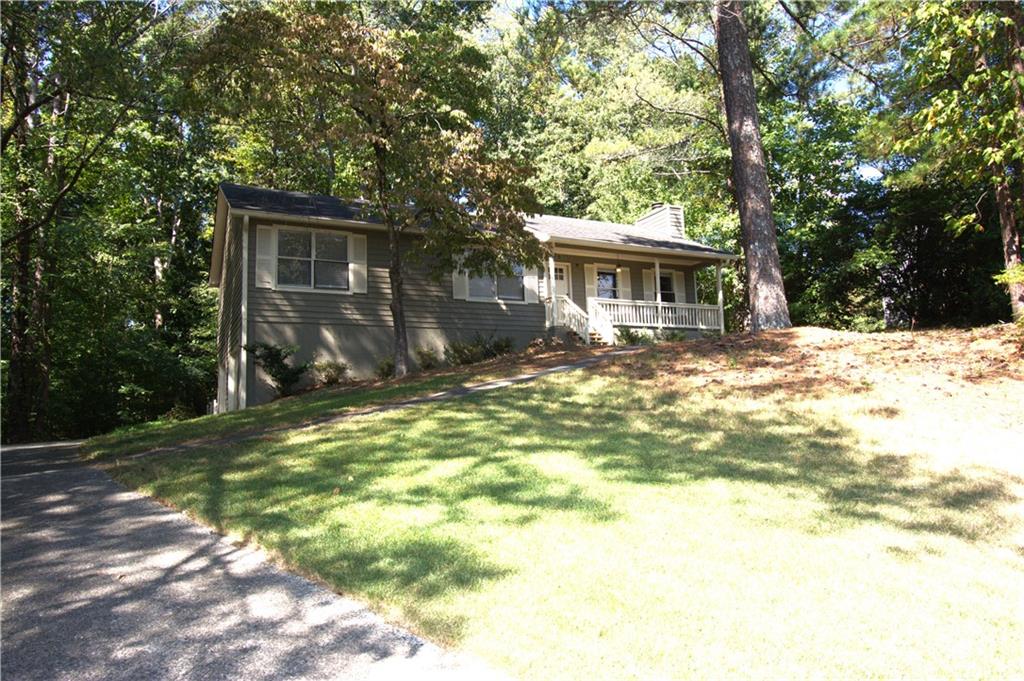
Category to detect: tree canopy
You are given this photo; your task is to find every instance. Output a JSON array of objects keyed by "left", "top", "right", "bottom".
[{"left": 3, "top": 0, "right": 1021, "bottom": 440}]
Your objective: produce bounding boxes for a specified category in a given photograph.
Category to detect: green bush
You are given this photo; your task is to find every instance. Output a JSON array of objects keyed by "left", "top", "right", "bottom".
[
  {"left": 313, "top": 359, "right": 350, "bottom": 386},
  {"left": 616, "top": 327, "right": 655, "bottom": 346},
  {"left": 160, "top": 402, "right": 199, "bottom": 421},
  {"left": 444, "top": 332, "right": 516, "bottom": 366},
  {"left": 244, "top": 342, "right": 310, "bottom": 397},
  {"left": 994, "top": 265, "right": 1024, "bottom": 329},
  {"left": 993, "top": 263, "right": 1024, "bottom": 287},
  {"left": 414, "top": 347, "right": 443, "bottom": 370},
  {"left": 493, "top": 336, "right": 515, "bottom": 355},
  {"left": 375, "top": 356, "right": 396, "bottom": 380}
]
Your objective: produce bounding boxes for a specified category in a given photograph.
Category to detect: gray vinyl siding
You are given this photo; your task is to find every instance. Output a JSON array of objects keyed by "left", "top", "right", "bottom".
[
  {"left": 245, "top": 217, "right": 547, "bottom": 405},
  {"left": 216, "top": 215, "right": 243, "bottom": 364},
  {"left": 235, "top": 214, "right": 715, "bottom": 406}
]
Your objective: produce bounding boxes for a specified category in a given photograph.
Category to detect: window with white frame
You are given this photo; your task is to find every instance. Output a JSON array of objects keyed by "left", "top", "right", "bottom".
[
  {"left": 468, "top": 264, "right": 525, "bottom": 301},
  {"left": 276, "top": 229, "right": 349, "bottom": 290},
  {"left": 596, "top": 269, "right": 618, "bottom": 299}
]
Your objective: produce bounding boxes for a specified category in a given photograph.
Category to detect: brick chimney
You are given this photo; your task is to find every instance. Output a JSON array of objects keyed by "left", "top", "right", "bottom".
[{"left": 635, "top": 203, "right": 685, "bottom": 237}]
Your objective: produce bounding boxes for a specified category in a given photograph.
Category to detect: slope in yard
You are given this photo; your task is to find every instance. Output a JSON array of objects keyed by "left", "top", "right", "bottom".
[
  {"left": 84, "top": 345, "right": 618, "bottom": 460},
  {"left": 105, "top": 325, "right": 1024, "bottom": 681}
]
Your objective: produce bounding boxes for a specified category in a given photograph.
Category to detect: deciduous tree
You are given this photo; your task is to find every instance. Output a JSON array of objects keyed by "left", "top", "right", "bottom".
[{"left": 205, "top": 5, "right": 543, "bottom": 376}]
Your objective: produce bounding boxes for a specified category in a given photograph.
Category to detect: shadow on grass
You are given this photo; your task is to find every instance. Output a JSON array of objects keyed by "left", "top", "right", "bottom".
[
  {"left": 85, "top": 346, "right": 613, "bottom": 461},
  {"left": 119, "top": 369, "right": 1021, "bottom": 642},
  {"left": 86, "top": 371, "right": 479, "bottom": 460}
]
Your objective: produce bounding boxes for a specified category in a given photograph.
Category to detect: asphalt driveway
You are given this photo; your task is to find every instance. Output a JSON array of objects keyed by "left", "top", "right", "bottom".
[{"left": 1, "top": 442, "right": 503, "bottom": 681}]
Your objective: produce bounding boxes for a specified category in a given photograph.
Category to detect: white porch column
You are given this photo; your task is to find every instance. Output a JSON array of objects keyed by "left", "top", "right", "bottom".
[
  {"left": 548, "top": 254, "right": 557, "bottom": 326},
  {"left": 716, "top": 263, "right": 725, "bottom": 334},
  {"left": 654, "top": 258, "right": 662, "bottom": 329}
]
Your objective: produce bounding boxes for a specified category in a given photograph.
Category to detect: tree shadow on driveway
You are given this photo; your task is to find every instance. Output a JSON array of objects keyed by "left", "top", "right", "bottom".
[{"left": 1, "top": 451, "right": 492, "bottom": 681}]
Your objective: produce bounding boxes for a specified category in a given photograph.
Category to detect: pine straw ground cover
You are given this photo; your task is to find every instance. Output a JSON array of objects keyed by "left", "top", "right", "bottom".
[{"left": 103, "top": 325, "right": 1024, "bottom": 680}]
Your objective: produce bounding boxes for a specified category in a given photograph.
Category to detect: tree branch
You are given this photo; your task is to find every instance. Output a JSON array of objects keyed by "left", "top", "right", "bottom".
[
  {"left": 632, "top": 85, "right": 727, "bottom": 139},
  {"left": 651, "top": 19, "right": 720, "bottom": 75},
  {"left": 1, "top": 93, "right": 58, "bottom": 153},
  {"left": 777, "top": 0, "right": 882, "bottom": 89},
  {"left": 2, "top": 108, "right": 128, "bottom": 249}
]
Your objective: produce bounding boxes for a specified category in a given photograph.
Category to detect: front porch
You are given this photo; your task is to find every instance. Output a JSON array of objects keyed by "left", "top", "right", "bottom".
[
  {"left": 543, "top": 249, "right": 727, "bottom": 345},
  {"left": 592, "top": 298, "right": 723, "bottom": 330},
  {"left": 551, "top": 295, "right": 723, "bottom": 345}
]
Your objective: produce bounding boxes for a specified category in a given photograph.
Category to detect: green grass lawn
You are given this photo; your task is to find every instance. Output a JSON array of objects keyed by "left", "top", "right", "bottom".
[
  {"left": 85, "top": 347, "right": 606, "bottom": 460},
  {"left": 85, "top": 371, "right": 478, "bottom": 460},
  {"left": 105, "top": 340, "right": 1024, "bottom": 680}
]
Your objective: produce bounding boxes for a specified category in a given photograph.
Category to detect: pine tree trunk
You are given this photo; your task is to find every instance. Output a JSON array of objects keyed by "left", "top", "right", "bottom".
[
  {"left": 30, "top": 224, "right": 52, "bottom": 440},
  {"left": 6, "top": 229, "right": 37, "bottom": 443},
  {"left": 714, "top": 0, "right": 792, "bottom": 331}
]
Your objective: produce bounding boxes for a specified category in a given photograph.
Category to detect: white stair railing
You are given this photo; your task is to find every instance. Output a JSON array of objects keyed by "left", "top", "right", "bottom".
[
  {"left": 586, "top": 298, "right": 616, "bottom": 345},
  {"left": 556, "top": 295, "right": 591, "bottom": 343}
]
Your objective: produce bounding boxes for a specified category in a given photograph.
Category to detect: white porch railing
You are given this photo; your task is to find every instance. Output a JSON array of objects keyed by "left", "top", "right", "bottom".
[{"left": 591, "top": 298, "right": 722, "bottom": 330}]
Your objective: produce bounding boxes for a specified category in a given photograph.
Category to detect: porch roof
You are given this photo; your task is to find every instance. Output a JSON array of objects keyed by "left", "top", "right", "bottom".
[{"left": 526, "top": 214, "right": 735, "bottom": 259}]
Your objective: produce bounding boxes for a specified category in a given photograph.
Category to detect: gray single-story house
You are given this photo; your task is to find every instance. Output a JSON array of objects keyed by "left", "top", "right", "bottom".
[{"left": 210, "top": 183, "right": 737, "bottom": 410}]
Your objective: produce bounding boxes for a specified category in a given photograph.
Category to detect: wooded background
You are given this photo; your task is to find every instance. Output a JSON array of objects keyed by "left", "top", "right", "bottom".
[{"left": 3, "top": 1, "right": 1022, "bottom": 441}]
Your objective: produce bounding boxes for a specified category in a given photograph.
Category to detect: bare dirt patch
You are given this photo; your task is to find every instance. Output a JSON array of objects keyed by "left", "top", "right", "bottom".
[{"left": 601, "top": 325, "right": 1024, "bottom": 478}]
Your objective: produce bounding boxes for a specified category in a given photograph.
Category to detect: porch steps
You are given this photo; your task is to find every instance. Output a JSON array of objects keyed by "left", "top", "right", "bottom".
[{"left": 567, "top": 329, "right": 610, "bottom": 346}]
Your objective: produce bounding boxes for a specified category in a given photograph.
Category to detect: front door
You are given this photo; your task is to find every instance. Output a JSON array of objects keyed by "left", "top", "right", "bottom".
[{"left": 553, "top": 263, "right": 572, "bottom": 299}]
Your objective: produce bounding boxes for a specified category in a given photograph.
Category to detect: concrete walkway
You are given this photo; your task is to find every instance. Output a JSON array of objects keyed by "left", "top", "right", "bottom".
[{"left": 1, "top": 442, "right": 506, "bottom": 681}]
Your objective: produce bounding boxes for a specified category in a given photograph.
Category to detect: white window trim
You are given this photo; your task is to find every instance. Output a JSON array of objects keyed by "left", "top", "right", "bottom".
[
  {"left": 271, "top": 224, "right": 356, "bottom": 296},
  {"left": 466, "top": 298, "right": 532, "bottom": 308}
]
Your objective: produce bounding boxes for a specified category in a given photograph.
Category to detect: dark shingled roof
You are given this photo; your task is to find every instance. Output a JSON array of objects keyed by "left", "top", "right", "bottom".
[
  {"left": 220, "top": 182, "right": 733, "bottom": 258},
  {"left": 525, "top": 214, "right": 732, "bottom": 257},
  {"left": 220, "top": 183, "right": 376, "bottom": 223}
]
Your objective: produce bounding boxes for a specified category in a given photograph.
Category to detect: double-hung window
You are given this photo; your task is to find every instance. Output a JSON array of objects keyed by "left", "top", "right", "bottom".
[
  {"left": 313, "top": 232, "right": 348, "bottom": 289},
  {"left": 596, "top": 269, "right": 619, "bottom": 299},
  {"left": 276, "top": 229, "right": 349, "bottom": 290},
  {"left": 497, "top": 264, "right": 525, "bottom": 301},
  {"left": 468, "top": 271, "right": 497, "bottom": 299},
  {"left": 658, "top": 274, "right": 676, "bottom": 303},
  {"left": 468, "top": 264, "right": 525, "bottom": 302}
]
